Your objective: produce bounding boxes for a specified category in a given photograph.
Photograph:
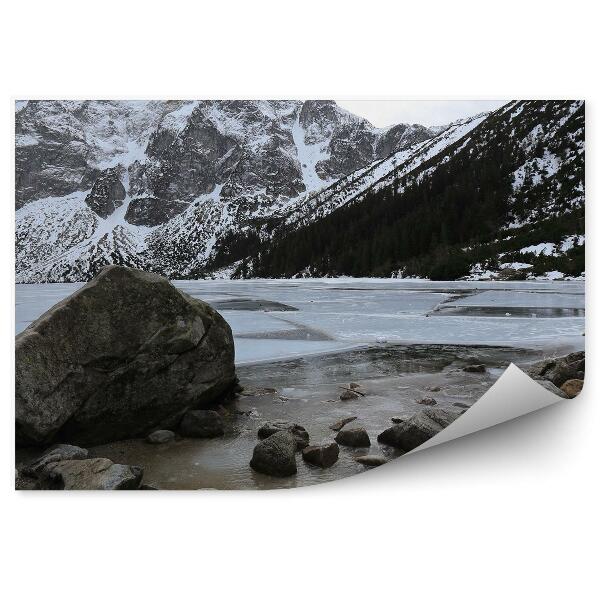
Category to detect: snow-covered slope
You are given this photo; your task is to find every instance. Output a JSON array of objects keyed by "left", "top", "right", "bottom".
[
  {"left": 16, "top": 100, "right": 435, "bottom": 282},
  {"left": 244, "top": 100, "right": 585, "bottom": 280},
  {"left": 280, "top": 111, "right": 491, "bottom": 229}
]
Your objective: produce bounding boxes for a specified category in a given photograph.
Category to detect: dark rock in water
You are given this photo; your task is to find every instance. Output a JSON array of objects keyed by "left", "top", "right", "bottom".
[
  {"left": 124, "top": 196, "right": 187, "bottom": 226},
  {"left": 463, "top": 364, "right": 486, "bottom": 373},
  {"left": 349, "top": 382, "right": 361, "bottom": 390},
  {"left": 416, "top": 396, "right": 437, "bottom": 406},
  {"left": 426, "top": 385, "right": 441, "bottom": 392},
  {"left": 330, "top": 416, "right": 357, "bottom": 431},
  {"left": 378, "top": 407, "right": 459, "bottom": 451},
  {"left": 179, "top": 410, "right": 224, "bottom": 438},
  {"left": 146, "top": 430, "right": 176, "bottom": 444},
  {"left": 22, "top": 443, "right": 88, "bottom": 477},
  {"left": 527, "top": 351, "right": 585, "bottom": 388},
  {"left": 391, "top": 416, "right": 405, "bottom": 424},
  {"left": 257, "top": 421, "right": 309, "bottom": 450},
  {"left": 340, "top": 389, "right": 359, "bottom": 401},
  {"left": 84, "top": 167, "right": 126, "bottom": 218},
  {"left": 335, "top": 427, "right": 370, "bottom": 447},
  {"left": 535, "top": 380, "right": 569, "bottom": 398},
  {"left": 354, "top": 455, "right": 388, "bottom": 467},
  {"left": 302, "top": 442, "right": 339, "bottom": 468},
  {"left": 250, "top": 431, "right": 297, "bottom": 477},
  {"left": 39, "top": 458, "right": 143, "bottom": 490},
  {"left": 560, "top": 379, "right": 583, "bottom": 398},
  {"left": 453, "top": 402, "right": 471, "bottom": 409},
  {"left": 15, "top": 265, "right": 235, "bottom": 447}
]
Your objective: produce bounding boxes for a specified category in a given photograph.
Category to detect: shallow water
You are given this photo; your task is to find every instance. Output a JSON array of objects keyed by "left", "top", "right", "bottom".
[{"left": 87, "top": 344, "right": 549, "bottom": 490}]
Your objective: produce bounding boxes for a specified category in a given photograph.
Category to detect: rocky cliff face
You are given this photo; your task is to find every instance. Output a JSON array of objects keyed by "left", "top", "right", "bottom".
[{"left": 15, "top": 100, "right": 436, "bottom": 282}]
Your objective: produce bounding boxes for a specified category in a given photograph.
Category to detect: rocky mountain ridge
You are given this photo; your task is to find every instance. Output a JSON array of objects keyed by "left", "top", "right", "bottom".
[{"left": 16, "top": 99, "right": 436, "bottom": 282}]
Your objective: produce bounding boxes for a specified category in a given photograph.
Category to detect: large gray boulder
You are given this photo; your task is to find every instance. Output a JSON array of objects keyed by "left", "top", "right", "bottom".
[
  {"left": 15, "top": 265, "right": 236, "bottom": 446},
  {"left": 250, "top": 431, "right": 297, "bottom": 477},
  {"left": 378, "top": 407, "right": 459, "bottom": 451}
]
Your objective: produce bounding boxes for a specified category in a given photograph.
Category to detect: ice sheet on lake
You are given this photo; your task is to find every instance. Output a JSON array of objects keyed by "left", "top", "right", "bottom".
[{"left": 15, "top": 278, "right": 585, "bottom": 364}]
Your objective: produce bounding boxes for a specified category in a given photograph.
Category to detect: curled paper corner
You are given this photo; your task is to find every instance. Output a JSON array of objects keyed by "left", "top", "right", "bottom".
[{"left": 410, "top": 364, "right": 568, "bottom": 454}]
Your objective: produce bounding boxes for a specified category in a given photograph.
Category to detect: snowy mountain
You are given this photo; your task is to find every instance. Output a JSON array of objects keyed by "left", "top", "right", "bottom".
[
  {"left": 246, "top": 100, "right": 584, "bottom": 280},
  {"left": 16, "top": 100, "right": 435, "bottom": 282},
  {"left": 15, "top": 100, "right": 584, "bottom": 283}
]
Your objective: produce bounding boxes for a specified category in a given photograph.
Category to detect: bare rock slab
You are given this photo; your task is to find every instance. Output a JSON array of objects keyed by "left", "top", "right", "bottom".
[
  {"left": 22, "top": 443, "right": 88, "bottom": 478},
  {"left": 40, "top": 458, "right": 143, "bottom": 490},
  {"left": 15, "top": 265, "right": 235, "bottom": 446}
]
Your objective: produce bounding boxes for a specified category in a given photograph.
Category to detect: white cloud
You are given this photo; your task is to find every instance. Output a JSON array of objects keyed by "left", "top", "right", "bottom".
[{"left": 335, "top": 100, "right": 508, "bottom": 127}]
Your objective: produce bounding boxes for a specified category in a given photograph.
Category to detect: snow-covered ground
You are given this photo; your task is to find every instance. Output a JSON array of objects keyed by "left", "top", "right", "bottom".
[{"left": 15, "top": 278, "right": 585, "bottom": 364}]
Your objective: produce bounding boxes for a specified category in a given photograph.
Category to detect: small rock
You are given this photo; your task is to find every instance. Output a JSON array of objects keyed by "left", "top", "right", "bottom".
[
  {"left": 463, "top": 364, "right": 486, "bottom": 373},
  {"left": 378, "top": 407, "right": 459, "bottom": 451},
  {"left": 40, "top": 458, "right": 143, "bottom": 490},
  {"left": 140, "top": 483, "right": 159, "bottom": 490},
  {"left": 330, "top": 416, "right": 358, "bottom": 431},
  {"left": 416, "top": 397, "right": 437, "bottom": 406},
  {"left": 22, "top": 444, "right": 88, "bottom": 478},
  {"left": 426, "top": 385, "right": 441, "bottom": 392},
  {"left": 354, "top": 455, "right": 388, "bottom": 467},
  {"left": 335, "top": 427, "right": 371, "bottom": 447},
  {"left": 302, "top": 442, "right": 339, "bottom": 468},
  {"left": 340, "top": 389, "right": 360, "bottom": 401},
  {"left": 527, "top": 351, "right": 584, "bottom": 387},
  {"left": 560, "top": 379, "right": 584, "bottom": 398},
  {"left": 250, "top": 431, "right": 297, "bottom": 477},
  {"left": 349, "top": 382, "right": 361, "bottom": 389},
  {"left": 535, "top": 380, "right": 569, "bottom": 398},
  {"left": 453, "top": 402, "right": 470, "bottom": 409},
  {"left": 15, "top": 470, "right": 39, "bottom": 490},
  {"left": 179, "top": 410, "right": 224, "bottom": 438},
  {"left": 258, "top": 421, "right": 309, "bottom": 450},
  {"left": 391, "top": 416, "right": 405, "bottom": 424},
  {"left": 146, "top": 429, "right": 175, "bottom": 444}
]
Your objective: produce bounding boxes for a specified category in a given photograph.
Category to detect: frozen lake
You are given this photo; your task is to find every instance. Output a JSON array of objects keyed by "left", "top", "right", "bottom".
[
  {"left": 15, "top": 277, "right": 585, "bottom": 490},
  {"left": 15, "top": 278, "right": 585, "bottom": 363}
]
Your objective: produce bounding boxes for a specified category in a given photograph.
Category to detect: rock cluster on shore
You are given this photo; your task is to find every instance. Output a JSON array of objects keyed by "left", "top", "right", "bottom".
[
  {"left": 17, "top": 444, "right": 146, "bottom": 490},
  {"left": 527, "top": 351, "right": 585, "bottom": 398}
]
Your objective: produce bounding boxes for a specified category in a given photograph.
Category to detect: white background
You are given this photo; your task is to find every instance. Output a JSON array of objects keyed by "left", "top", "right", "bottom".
[{"left": 1, "top": 1, "right": 597, "bottom": 598}]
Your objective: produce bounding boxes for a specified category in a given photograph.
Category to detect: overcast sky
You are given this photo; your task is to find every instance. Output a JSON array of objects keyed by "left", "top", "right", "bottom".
[{"left": 335, "top": 100, "right": 508, "bottom": 127}]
